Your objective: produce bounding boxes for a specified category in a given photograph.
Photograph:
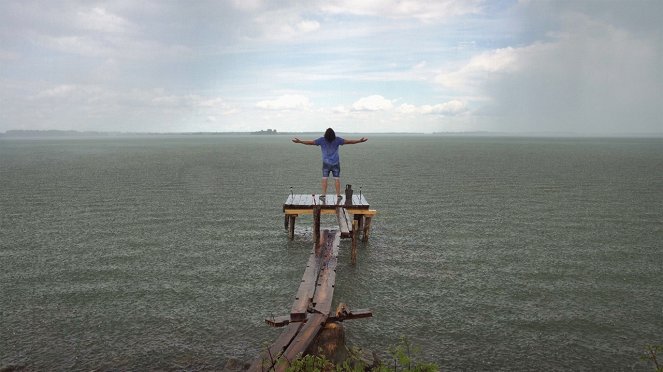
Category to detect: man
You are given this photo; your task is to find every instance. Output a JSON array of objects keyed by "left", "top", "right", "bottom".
[{"left": 292, "top": 128, "right": 368, "bottom": 197}]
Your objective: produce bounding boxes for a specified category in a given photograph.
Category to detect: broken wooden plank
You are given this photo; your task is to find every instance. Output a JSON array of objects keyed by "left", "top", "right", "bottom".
[
  {"left": 266, "top": 307, "right": 373, "bottom": 327},
  {"left": 248, "top": 322, "right": 303, "bottom": 372},
  {"left": 276, "top": 313, "right": 328, "bottom": 371}
]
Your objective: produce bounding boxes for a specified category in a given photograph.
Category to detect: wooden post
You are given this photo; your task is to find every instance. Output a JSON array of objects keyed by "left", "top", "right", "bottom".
[
  {"left": 351, "top": 219, "right": 358, "bottom": 264},
  {"left": 362, "top": 216, "right": 372, "bottom": 242},
  {"left": 313, "top": 206, "right": 321, "bottom": 249},
  {"left": 284, "top": 215, "right": 289, "bottom": 231},
  {"left": 354, "top": 214, "right": 363, "bottom": 232},
  {"left": 288, "top": 215, "right": 296, "bottom": 240}
]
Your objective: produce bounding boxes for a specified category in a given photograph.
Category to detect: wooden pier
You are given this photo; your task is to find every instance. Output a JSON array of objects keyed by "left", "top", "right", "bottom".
[{"left": 249, "top": 193, "right": 377, "bottom": 371}]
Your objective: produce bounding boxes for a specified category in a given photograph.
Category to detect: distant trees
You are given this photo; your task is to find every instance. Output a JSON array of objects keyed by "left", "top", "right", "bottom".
[{"left": 252, "top": 129, "right": 278, "bottom": 135}]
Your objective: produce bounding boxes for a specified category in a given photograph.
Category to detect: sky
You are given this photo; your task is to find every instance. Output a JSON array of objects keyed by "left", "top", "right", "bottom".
[{"left": 0, "top": 0, "right": 661, "bottom": 134}]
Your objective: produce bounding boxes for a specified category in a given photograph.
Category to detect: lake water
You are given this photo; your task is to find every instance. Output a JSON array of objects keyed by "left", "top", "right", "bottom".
[{"left": 1, "top": 134, "right": 661, "bottom": 370}]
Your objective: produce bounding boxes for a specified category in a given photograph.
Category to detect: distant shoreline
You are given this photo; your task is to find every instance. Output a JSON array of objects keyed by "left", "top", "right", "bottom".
[{"left": 1, "top": 129, "right": 661, "bottom": 139}]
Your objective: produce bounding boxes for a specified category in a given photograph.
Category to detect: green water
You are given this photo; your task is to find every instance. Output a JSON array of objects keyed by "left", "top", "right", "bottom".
[{"left": 1, "top": 135, "right": 662, "bottom": 370}]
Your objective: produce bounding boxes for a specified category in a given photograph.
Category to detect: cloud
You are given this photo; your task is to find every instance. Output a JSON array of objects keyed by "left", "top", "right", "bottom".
[
  {"left": 321, "top": 0, "right": 482, "bottom": 21},
  {"left": 478, "top": 13, "right": 663, "bottom": 133},
  {"left": 75, "top": 7, "right": 132, "bottom": 34},
  {"left": 397, "top": 100, "right": 468, "bottom": 115},
  {"left": 256, "top": 94, "right": 311, "bottom": 110},
  {"left": 435, "top": 47, "right": 520, "bottom": 90},
  {"left": 352, "top": 95, "right": 393, "bottom": 111}
]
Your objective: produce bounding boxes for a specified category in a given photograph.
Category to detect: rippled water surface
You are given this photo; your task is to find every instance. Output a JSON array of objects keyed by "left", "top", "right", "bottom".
[{"left": 1, "top": 135, "right": 662, "bottom": 370}]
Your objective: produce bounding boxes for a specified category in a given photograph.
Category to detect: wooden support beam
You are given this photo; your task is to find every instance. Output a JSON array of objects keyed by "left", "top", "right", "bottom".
[
  {"left": 265, "top": 308, "right": 373, "bottom": 327},
  {"left": 313, "top": 206, "right": 321, "bottom": 249},
  {"left": 351, "top": 219, "right": 358, "bottom": 264},
  {"left": 288, "top": 215, "right": 297, "bottom": 240},
  {"left": 362, "top": 216, "right": 373, "bottom": 242},
  {"left": 347, "top": 209, "right": 377, "bottom": 216},
  {"left": 284, "top": 209, "right": 375, "bottom": 216},
  {"left": 284, "top": 209, "right": 339, "bottom": 216}
]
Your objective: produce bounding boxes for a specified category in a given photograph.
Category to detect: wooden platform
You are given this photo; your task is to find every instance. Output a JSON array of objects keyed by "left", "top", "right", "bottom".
[
  {"left": 249, "top": 193, "right": 378, "bottom": 371},
  {"left": 284, "top": 194, "right": 369, "bottom": 210},
  {"left": 250, "top": 230, "right": 354, "bottom": 372},
  {"left": 283, "top": 194, "right": 376, "bottom": 242}
]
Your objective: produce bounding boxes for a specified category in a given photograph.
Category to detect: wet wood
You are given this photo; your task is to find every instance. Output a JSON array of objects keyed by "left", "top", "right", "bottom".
[
  {"left": 351, "top": 220, "right": 358, "bottom": 264},
  {"left": 277, "top": 313, "right": 328, "bottom": 371},
  {"left": 265, "top": 307, "right": 372, "bottom": 328},
  {"left": 346, "top": 209, "right": 377, "bottom": 216},
  {"left": 285, "top": 209, "right": 339, "bottom": 215},
  {"left": 249, "top": 322, "right": 303, "bottom": 371},
  {"left": 313, "top": 207, "right": 321, "bottom": 249},
  {"left": 362, "top": 216, "right": 373, "bottom": 242},
  {"left": 312, "top": 231, "right": 340, "bottom": 315},
  {"left": 254, "top": 194, "right": 377, "bottom": 369},
  {"left": 336, "top": 207, "right": 351, "bottom": 238},
  {"left": 290, "top": 247, "right": 321, "bottom": 321},
  {"left": 284, "top": 194, "right": 369, "bottom": 211},
  {"left": 288, "top": 215, "right": 296, "bottom": 240}
]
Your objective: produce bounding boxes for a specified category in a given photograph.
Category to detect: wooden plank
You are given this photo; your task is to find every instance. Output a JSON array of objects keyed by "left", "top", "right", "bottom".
[
  {"left": 248, "top": 322, "right": 303, "bottom": 372},
  {"left": 290, "top": 247, "right": 320, "bottom": 321},
  {"left": 336, "top": 308, "right": 372, "bottom": 321},
  {"left": 277, "top": 313, "right": 327, "bottom": 371},
  {"left": 312, "top": 231, "right": 340, "bottom": 315},
  {"left": 284, "top": 194, "right": 369, "bottom": 210},
  {"left": 313, "top": 267, "right": 336, "bottom": 315},
  {"left": 336, "top": 208, "right": 351, "bottom": 238},
  {"left": 284, "top": 209, "right": 339, "bottom": 215},
  {"left": 265, "top": 314, "right": 292, "bottom": 327},
  {"left": 347, "top": 209, "right": 377, "bottom": 216},
  {"left": 267, "top": 308, "right": 372, "bottom": 327}
]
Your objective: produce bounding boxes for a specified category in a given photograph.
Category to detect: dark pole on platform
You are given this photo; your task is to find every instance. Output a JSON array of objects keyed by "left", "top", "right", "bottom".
[{"left": 313, "top": 206, "right": 321, "bottom": 249}]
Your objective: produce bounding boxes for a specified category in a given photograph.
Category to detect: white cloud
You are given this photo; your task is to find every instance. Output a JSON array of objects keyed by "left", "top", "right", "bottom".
[
  {"left": 321, "top": 0, "right": 482, "bottom": 21},
  {"left": 352, "top": 95, "right": 393, "bottom": 111},
  {"left": 75, "top": 7, "right": 132, "bottom": 34},
  {"left": 397, "top": 103, "right": 418, "bottom": 114},
  {"left": 420, "top": 100, "right": 467, "bottom": 115},
  {"left": 297, "top": 20, "right": 321, "bottom": 33},
  {"left": 397, "top": 100, "right": 468, "bottom": 115},
  {"left": 435, "top": 47, "right": 520, "bottom": 90},
  {"left": 256, "top": 94, "right": 312, "bottom": 110},
  {"left": 231, "top": 0, "right": 264, "bottom": 12},
  {"left": 35, "top": 84, "right": 78, "bottom": 98}
]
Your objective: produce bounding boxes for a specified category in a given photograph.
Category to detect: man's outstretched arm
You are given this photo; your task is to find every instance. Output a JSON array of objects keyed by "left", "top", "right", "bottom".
[
  {"left": 344, "top": 137, "right": 368, "bottom": 145},
  {"left": 292, "top": 138, "right": 316, "bottom": 145}
]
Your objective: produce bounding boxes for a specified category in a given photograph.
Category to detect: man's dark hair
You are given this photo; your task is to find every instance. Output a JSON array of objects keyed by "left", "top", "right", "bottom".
[{"left": 324, "top": 128, "right": 336, "bottom": 142}]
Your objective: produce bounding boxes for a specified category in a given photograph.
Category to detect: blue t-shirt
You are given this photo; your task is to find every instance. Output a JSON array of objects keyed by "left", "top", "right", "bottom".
[{"left": 314, "top": 137, "right": 345, "bottom": 165}]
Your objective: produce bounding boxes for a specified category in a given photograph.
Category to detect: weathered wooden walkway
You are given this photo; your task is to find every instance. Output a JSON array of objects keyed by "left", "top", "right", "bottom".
[{"left": 249, "top": 193, "right": 377, "bottom": 371}]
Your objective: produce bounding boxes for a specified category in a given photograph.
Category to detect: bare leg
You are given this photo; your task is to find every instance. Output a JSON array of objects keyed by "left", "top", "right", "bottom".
[
  {"left": 335, "top": 178, "right": 341, "bottom": 196},
  {"left": 321, "top": 178, "right": 328, "bottom": 195}
]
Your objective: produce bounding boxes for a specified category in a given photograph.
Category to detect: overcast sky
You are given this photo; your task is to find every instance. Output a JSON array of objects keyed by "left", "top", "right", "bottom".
[{"left": 1, "top": 0, "right": 661, "bottom": 134}]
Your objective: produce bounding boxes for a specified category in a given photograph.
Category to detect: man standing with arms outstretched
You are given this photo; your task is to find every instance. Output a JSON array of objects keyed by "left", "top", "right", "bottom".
[{"left": 292, "top": 128, "right": 368, "bottom": 197}]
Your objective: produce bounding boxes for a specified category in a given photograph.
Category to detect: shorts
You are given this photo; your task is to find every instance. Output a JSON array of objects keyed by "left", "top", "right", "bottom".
[{"left": 322, "top": 162, "right": 340, "bottom": 178}]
